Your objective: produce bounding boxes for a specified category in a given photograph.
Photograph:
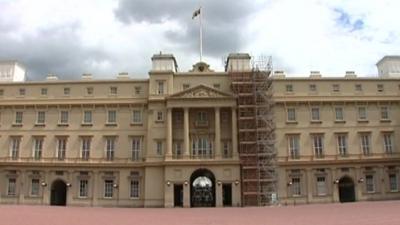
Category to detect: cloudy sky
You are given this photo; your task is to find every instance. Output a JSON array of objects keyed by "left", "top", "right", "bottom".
[{"left": 0, "top": 0, "right": 399, "bottom": 80}]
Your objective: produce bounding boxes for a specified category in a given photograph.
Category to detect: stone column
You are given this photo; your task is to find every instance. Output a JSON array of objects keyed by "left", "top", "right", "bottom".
[
  {"left": 231, "top": 107, "right": 238, "bottom": 158},
  {"left": 355, "top": 166, "right": 363, "bottom": 201},
  {"left": 166, "top": 108, "right": 173, "bottom": 159},
  {"left": 183, "top": 182, "right": 190, "bottom": 208},
  {"left": 306, "top": 168, "right": 313, "bottom": 203},
  {"left": 215, "top": 107, "right": 221, "bottom": 158},
  {"left": 216, "top": 181, "right": 223, "bottom": 207},
  {"left": 184, "top": 108, "right": 190, "bottom": 158},
  {"left": 332, "top": 168, "right": 339, "bottom": 202}
]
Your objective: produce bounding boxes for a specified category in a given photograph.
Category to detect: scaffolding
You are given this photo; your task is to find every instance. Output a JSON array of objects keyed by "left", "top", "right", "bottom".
[{"left": 230, "top": 56, "right": 277, "bottom": 206}]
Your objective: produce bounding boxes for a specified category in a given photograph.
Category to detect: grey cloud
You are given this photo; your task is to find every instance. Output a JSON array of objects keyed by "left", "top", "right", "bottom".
[{"left": 115, "top": 0, "right": 259, "bottom": 57}]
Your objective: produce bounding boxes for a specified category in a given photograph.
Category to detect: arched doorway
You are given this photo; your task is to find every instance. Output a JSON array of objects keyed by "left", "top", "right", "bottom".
[
  {"left": 190, "top": 169, "right": 216, "bottom": 207},
  {"left": 338, "top": 176, "right": 355, "bottom": 203},
  {"left": 50, "top": 180, "right": 67, "bottom": 206}
]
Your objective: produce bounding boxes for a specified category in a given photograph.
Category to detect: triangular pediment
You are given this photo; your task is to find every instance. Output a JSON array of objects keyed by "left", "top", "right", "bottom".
[{"left": 169, "top": 84, "right": 233, "bottom": 99}]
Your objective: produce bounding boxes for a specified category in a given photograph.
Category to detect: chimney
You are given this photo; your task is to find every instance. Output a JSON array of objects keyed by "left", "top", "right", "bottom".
[
  {"left": 82, "top": 73, "right": 92, "bottom": 80},
  {"left": 345, "top": 71, "right": 357, "bottom": 78},
  {"left": 46, "top": 73, "right": 58, "bottom": 81},
  {"left": 310, "top": 71, "right": 321, "bottom": 78},
  {"left": 117, "top": 72, "right": 129, "bottom": 79}
]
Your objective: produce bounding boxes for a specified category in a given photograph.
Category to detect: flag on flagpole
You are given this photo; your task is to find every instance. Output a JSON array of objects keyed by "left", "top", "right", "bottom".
[{"left": 192, "top": 8, "right": 201, "bottom": 19}]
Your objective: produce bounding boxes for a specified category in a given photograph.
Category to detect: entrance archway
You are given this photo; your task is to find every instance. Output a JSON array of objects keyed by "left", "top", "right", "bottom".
[
  {"left": 50, "top": 180, "right": 67, "bottom": 206},
  {"left": 338, "top": 176, "right": 355, "bottom": 203},
  {"left": 190, "top": 169, "right": 215, "bottom": 207}
]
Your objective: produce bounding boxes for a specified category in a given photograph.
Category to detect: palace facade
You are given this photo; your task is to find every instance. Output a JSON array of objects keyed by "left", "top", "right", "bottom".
[{"left": 0, "top": 53, "right": 399, "bottom": 207}]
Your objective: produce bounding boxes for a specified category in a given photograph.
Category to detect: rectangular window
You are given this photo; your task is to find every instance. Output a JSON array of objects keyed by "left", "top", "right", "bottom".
[
  {"left": 15, "top": 111, "right": 23, "bottom": 124},
  {"left": 157, "top": 81, "right": 164, "bottom": 95},
  {"left": 63, "top": 87, "right": 70, "bottom": 96},
  {"left": 156, "top": 111, "right": 164, "bottom": 122},
  {"left": 383, "top": 133, "right": 394, "bottom": 154},
  {"left": 156, "top": 141, "right": 163, "bottom": 155},
  {"left": 196, "top": 111, "right": 208, "bottom": 126},
  {"left": 132, "top": 110, "right": 142, "bottom": 124},
  {"left": 365, "top": 174, "right": 375, "bottom": 193},
  {"left": 8, "top": 178, "right": 16, "bottom": 196},
  {"left": 213, "top": 84, "right": 220, "bottom": 89},
  {"left": 316, "top": 176, "right": 327, "bottom": 196},
  {"left": 131, "top": 137, "right": 141, "bottom": 161},
  {"left": 312, "top": 135, "right": 324, "bottom": 158},
  {"left": 36, "top": 111, "right": 46, "bottom": 124},
  {"left": 134, "top": 86, "right": 141, "bottom": 95},
  {"left": 81, "top": 137, "right": 91, "bottom": 160},
  {"left": 288, "top": 135, "right": 300, "bottom": 159},
  {"left": 107, "top": 110, "right": 117, "bottom": 124},
  {"left": 223, "top": 141, "right": 231, "bottom": 158},
  {"left": 33, "top": 137, "right": 43, "bottom": 160},
  {"left": 110, "top": 87, "right": 117, "bottom": 95},
  {"left": 41, "top": 88, "right": 47, "bottom": 96},
  {"left": 183, "top": 84, "right": 190, "bottom": 90},
  {"left": 287, "top": 108, "right": 296, "bottom": 122},
  {"left": 337, "top": 134, "right": 348, "bottom": 156},
  {"left": 60, "top": 111, "right": 69, "bottom": 124},
  {"left": 105, "top": 137, "right": 115, "bottom": 161},
  {"left": 31, "top": 179, "right": 40, "bottom": 196},
  {"left": 332, "top": 84, "right": 340, "bottom": 92},
  {"left": 79, "top": 179, "right": 89, "bottom": 198},
  {"left": 104, "top": 180, "right": 114, "bottom": 198},
  {"left": 377, "top": 84, "right": 384, "bottom": 92},
  {"left": 19, "top": 88, "right": 25, "bottom": 96},
  {"left": 360, "top": 133, "right": 371, "bottom": 155},
  {"left": 355, "top": 84, "right": 362, "bottom": 92},
  {"left": 130, "top": 178, "right": 140, "bottom": 198},
  {"left": 311, "top": 107, "right": 320, "bottom": 121},
  {"left": 309, "top": 84, "right": 317, "bottom": 92},
  {"left": 286, "top": 84, "right": 293, "bottom": 92},
  {"left": 335, "top": 107, "right": 344, "bottom": 121},
  {"left": 86, "top": 87, "right": 93, "bottom": 95},
  {"left": 57, "top": 138, "right": 67, "bottom": 160},
  {"left": 174, "top": 142, "right": 182, "bottom": 158},
  {"left": 192, "top": 138, "right": 213, "bottom": 158},
  {"left": 389, "top": 174, "right": 398, "bottom": 192},
  {"left": 292, "top": 177, "right": 301, "bottom": 196},
  {"left": 358, "top": 107, "right": 367, "bottom": 120},
  {"left": 10, "top": 137, "right": 20, "bottom": 160},
  {"left": 83, "top": 111, "right": 92, "bottom": 124},
  {"left": 0, "top": 89, "right": 4, "bottom": 96},
  {"left": 380, "top": 106, "right": 389, "bottom": 120}
]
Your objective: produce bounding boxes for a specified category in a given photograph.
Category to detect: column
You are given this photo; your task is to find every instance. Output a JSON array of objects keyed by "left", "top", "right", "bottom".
[
  {"left": 355, "top": 166, "right": 363, "bottom": 201},
  {"left": 183, "top": 182, "right": 190, "bottom": 208},
  {"left": 215, "top": 107, "right": 221, "bottom": 158},
  {"left": 231, "top": 107, "right": 238, "bottom": 158},
  {"left": 306, "top": 168, "right": 313, "bottom": 203},
  {"left": 216, "top": 182, "right": 223, "bottom": 207},
  {"left": 166, "top": 108, "right": 172, "bottom": 158},
  {"left": 332, "top": 168, "right": 339, "bottom": 202},
  {"left": 183, "top": 108, "right": 190, "bottom": 158}
]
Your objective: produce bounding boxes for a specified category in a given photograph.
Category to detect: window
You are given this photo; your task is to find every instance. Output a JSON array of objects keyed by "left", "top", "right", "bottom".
[
  {"left": 174, "top": 111, "right": 183, "bottom": 124},
  {"left": 156, "top": 141, "right": 163, "bottom": 155},
  {"left": 311, "top": 107, "right": 320, "bottom": 121},
  {"left": 358, "top": 107, "right": 367, "bottom": 120},
  {"left": 174, "top": 142, "right": 182, "bottom": 158},
  {"left": 105, "top": 137, "right": 115, "bottom": 161},
  {"left": 312, "top": 135, "right": 324, "bottom": 158},
  {"left": 156, "top": 111, "right": 164, "bottom": 122},
  {"left": 383, "top": 133, "right": 394, "bottom": 154},
  {"left": 86, "top": 87, "right": 93, "bottom": 95},
  {"left": 8, "top": 178, "right": 16, "bottom": 196},
  {"left": 192, "top": 138, "right": 213, "bottom": 158},
  {"left": 31, "top": 179, "right": 40, "bottom": 196},
  {"left": 132, "top": 110, "right": 142, "bottom": 124},
  {"left": 79, "top": 179, "right": 89, "bottom": 198},
  {"left": 83, "top": 111, "right": 92, "bottom": 124},
  {"left": 213, "top": 84, "right": 220, "bottom": 89},
  {"left": 81, "top": 137, "right": 91, "bottom": 160},
  {"left": 196, "top": 111, "right": 208, "bottom": 126},
  {"left": 288, "top": 135, "right": 300, "bottom": 159},
  {"left": 33, "top": 137, "right": 43, "bottom": 160},
  {"left": 41, "top": 88, "right": 47, "bottom": 96},
  {"left": 309, "top": 84, "right": 317, "bottom": 92},
  {"left": 335, "top": 107, "right": 344, "bottom": 121},
  {"left": 36, "top": 111, "right": 45, "bottom": 124},
  {"left": 59, "top": 111, "right": 69, "bottom": 124},
  {"left": 134, "top": 86, "right": 142, "bottom": 95},
  {"left": 291, "top": 177, "right": 301, "bottom": 196},
  {"left": 221, "top": 111, "right": 229, "bottom": 123},
  {"left": 389, "top": 174, "right": 398, "bottom": 192},
  {"left": 0, "top": 89, "right": 4, "bottom": 96},
  {"left": 10, "top": 137, "right": 20, "bottom": 160},
  {"left": 131, "top": 137, "right": 141, "bottom": 161},
  {"left": 337, "top": 134, "right": 348, "bottom": 156},
  {"left": 286, "top": 84, "right": 293, "bottom": 92},
  {"left": 104, "top": 180, "right": 114, "bottom": 198},
  {"left": 355, "top": 84, "right": 362, "bottom": 92},
  {"left": 130, "top": 175, "right": 140, "bottom": 199},
  {"left": 63, "top": 87, "right": 70, "bottom": 96},
  {"left": 19, "top": 88, "right": 25, "bottom": 96},
  {"left": 316, "top": 176, "right": 327, "bottom": 196},
  {"left": 365, "top": 174, "right": 375, "bottom": 193},
  {"left": 222, "top": 141, "right": 231, "bottom": 158},
  {"left": 183, "top": 84, "right": 190, "bottom": 90},
  {"left": 360, "top": 133, "right": 371, "bottom": 155},
  {"left": 332, "top": 84, "right": 340, "bottom": 92},
  {"left": 380, "top": 106, "right": 389, "bottom": 120},
  {"left": 110, "top": 86, "right": 117, "bottom": 95},
  {"left": 157, "top": 81, "right": 164, "bottom": 95},
  {"left": 287, "top": 108, "right": 296, "bottom": 122},
  {"left": 377, "top": 84, "right": 384, "bottom": 92},
  {"left": 107, "top": 110, "right": 117, "bottom": 124},
  {"left": 57, "top": 138, "right": 67, "bottom": 160},
  {"left": 15, "top": 111, "right": 23, "bottom": 124}
]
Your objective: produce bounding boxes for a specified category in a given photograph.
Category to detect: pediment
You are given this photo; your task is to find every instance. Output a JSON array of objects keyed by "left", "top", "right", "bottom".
[{"left": 169, "top": 85, "right": 233, "bottom": 99}]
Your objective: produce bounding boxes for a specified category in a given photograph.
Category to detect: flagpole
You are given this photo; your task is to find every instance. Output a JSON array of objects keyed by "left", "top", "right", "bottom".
[{"left": 199, "top": 6, "right": 203, "bottom": 62}]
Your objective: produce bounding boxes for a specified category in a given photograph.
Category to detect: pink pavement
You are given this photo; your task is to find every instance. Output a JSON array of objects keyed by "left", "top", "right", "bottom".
[{"left": 0, "top": 201, "right": 399, "bottom": 225}]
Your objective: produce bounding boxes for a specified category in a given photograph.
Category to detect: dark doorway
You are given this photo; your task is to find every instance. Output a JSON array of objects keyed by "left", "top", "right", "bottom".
[
  {"left": 174, "top": 184, "right": 183, "bottom": 207},
  {"left": 190, "top": 169, "right": 216, "bottom": 207},
  {"left": 50, "top": 180, "right": 67, "bottom": 206},
  {"left": 338, "top": 176, "right": 355, "bottom": 203},
  {"left": 222, "top": 183, "right": 232, "bottom": 207}
]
